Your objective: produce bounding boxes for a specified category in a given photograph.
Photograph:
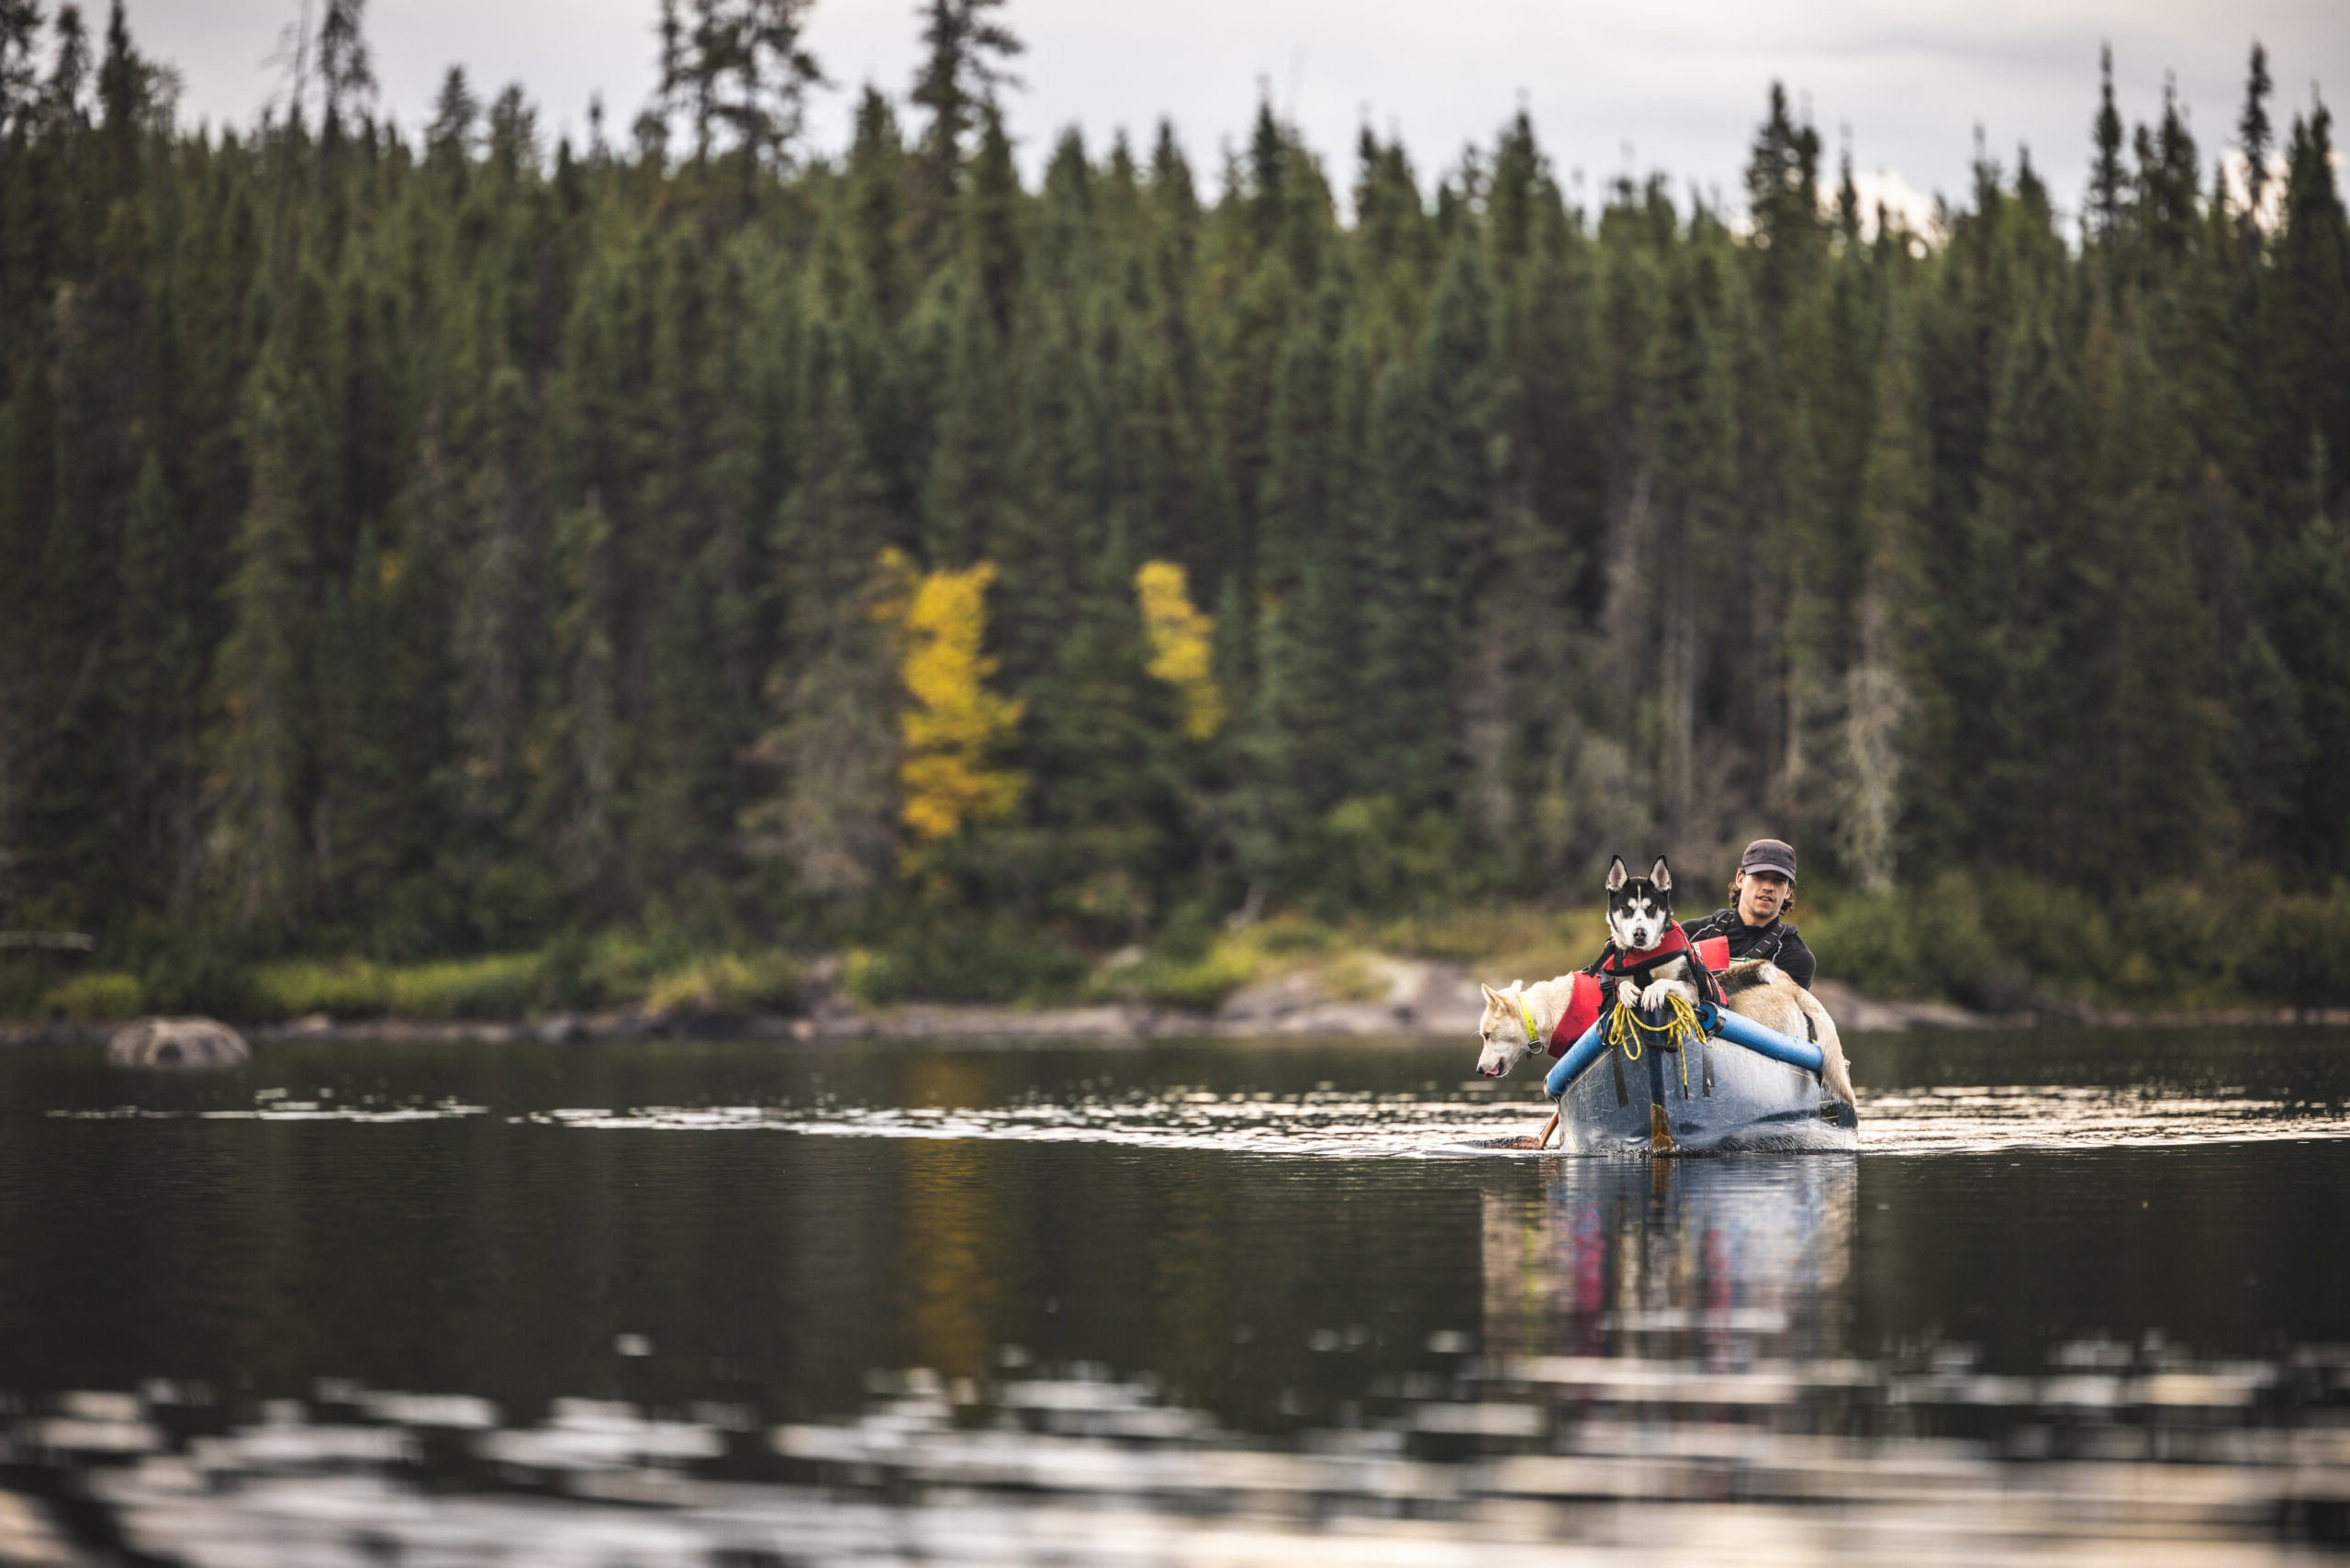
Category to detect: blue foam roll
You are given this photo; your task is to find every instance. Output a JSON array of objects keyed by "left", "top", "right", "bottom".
[
  {"left": 1543, "top": 1003, "right": 1824, "bottom": 1097},
  {"left": 1698, "top": 1002, "right": 1824, "bottom": 1075},
  {"left": 1544, "top": 1020, "right": 1608, "bottom": 1097}
]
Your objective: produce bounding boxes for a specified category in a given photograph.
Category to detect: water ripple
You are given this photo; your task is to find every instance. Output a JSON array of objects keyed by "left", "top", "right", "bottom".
[
  {"left": 47, "top": 1099, "right": 488, "bottom": 1123},
  {"left": 524, "top": 1083, "right": 2350, "bottom": 1155},
  {"left": 11, "top": 1348, "right": 2344, "bottom": 1568}
]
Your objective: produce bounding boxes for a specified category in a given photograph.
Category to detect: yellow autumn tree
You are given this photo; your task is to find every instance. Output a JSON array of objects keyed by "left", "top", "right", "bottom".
[
  {"left": 883, "top": 548, "right": 1026, "bottom": 844},
  {"left": 1134, "top": 560, "right": 1224, "bottom": 740}
]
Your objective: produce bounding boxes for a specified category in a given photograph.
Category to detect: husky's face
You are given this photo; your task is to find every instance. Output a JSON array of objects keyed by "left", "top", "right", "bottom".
[
  {"left": 1475, "top": 982, "right": 1531, "bottom": 1078},
  {"left": 1605, "top": 855, "right": 1675, "bottom": 952}
]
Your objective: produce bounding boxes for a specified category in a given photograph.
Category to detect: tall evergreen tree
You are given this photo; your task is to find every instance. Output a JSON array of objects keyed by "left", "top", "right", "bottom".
[
  {"left": 2089, "top": 44, "right": 2127, "bottom": 245},
  {"left": 744, "top": 316, "right": 899, "bottom": 905},
  {"left": 2236, "top": 41, "right": 2273, "bottom": 245},
  {"left": 1841, "top": 304, "right": 1926, "bottom": 890},
  {"left": 208, "top": 347, "right": 318, "bottom": 927},
  {"left": 907, "top": 0, "right": 1020, "bottom": 255}
]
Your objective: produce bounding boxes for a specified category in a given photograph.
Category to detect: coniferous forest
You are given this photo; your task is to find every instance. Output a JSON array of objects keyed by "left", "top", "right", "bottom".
[{"left": 4, "top": 0, "right": 2350, "bottom": 1017}]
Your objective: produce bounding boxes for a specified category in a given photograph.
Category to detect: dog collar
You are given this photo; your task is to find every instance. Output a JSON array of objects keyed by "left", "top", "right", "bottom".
[{"left": 1516, "top": 993, "right": 1542, "bottom": 1047}]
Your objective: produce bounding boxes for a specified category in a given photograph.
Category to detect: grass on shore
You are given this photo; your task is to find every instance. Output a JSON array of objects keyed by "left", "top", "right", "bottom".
[
  {"left": 1078, "top": 904, "right": 1613, "bottom": 1014},
  {"left": 5, "top": 904, "right": 1613, "bottom": 1025},
  {"left": 7, "top": 936, "right": 802, "bottom": 1026},
  {"left": 1800, "top": 872, "right": 2350, "bottom": 1014},
  {"left": 9, "top": 872, "right": 2350, "bottom": 1026}
]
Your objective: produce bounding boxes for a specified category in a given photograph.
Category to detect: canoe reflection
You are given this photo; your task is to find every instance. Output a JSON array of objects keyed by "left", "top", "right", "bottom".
[{"left": 1484, "top": 1158, "right": 1856, "bottom": 1372}]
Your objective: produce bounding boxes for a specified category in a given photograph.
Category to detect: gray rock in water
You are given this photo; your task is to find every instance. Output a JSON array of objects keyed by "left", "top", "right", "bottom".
[{"left": 106, "top": 1016, "right": 251, "bottom": 1070}]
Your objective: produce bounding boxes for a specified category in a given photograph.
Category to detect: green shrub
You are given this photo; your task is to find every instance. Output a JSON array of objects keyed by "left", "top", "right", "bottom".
[
  {"left": 2236, "top": 885, "right": 2350, "bottom": 1012},
  {"left": 253, "top": 954, "right": 542, "bottom": 1020},
  {"left": 2104, "top": 880, "right": 2242, "bottom": 1004},
  {"left": 532, "top": 931, "right": 603, "bottom": 1012},
  {"left": 1979, "top": 876, "right": 2116, "bottom": 1007},
  {"left": 1798, "top": 872, "right": 2350, "bottom": 1012},
  {"left": 534, "top": 930, "right": 667, "bottom": 1013},
  {"left": 581, "top": 933, "right": 666, "bottom": 1009},
  {"left": 137, "top": 929, "right": 259, "bottom": 1018},
  {"left": 1305, "top": 796, "right": 1472, "bottom": 915},
  {"left": 1, "top": 956, "right": 69, "bottom": 1018},
  {"left": 1086, "top": 944, "right": 1261, "bottom": 1011},
  {"left": 1318, "top": 950, "right": 1392, "bottom": 1002},
  {"left": 1803, "top": 872, "right": 2029, "bottom": 1009},
  {"left": 1248, "top": 914, "right": 1343, "bottom": 956},
  {"left": 1148, "top": 898, "right": 1221, "bottom": 963},
  {"left": 253, "top": 937, "right": 802, "bottom": 1021},
  {"left": 1376, "top": 903, "right": 1579, "bottom": 963},
  {"left": 39, "top": 970, "right": 144, "bottom": 1020},
  {"left": 643, "top": 951, "right": 801, "bottom": 1014},
  {"left": 253, "top": 959, "right": 393, "bottom": 1017},
  {"left": 1456, "top": 907, "right": 1613, "bottom": 988},
  {"left": 382, "top": 954, "right": 542, "bottom": 1019},
  {"left": 847, "top": 920, "right": 1088, "bottom": 1006}
]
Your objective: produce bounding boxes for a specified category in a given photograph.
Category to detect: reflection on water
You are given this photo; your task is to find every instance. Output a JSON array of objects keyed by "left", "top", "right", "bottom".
[
  {"left": 1484, "top": 1159, "right": 1857, "bottom": 1364},
  {"left": 0, "top": 1030, "right": 2345, "bottom": 1562}
]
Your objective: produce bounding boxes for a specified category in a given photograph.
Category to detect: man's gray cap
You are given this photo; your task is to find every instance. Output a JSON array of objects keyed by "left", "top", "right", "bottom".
[{"left": 1739, "top": 838, "right": 1797, "bottom": 880}]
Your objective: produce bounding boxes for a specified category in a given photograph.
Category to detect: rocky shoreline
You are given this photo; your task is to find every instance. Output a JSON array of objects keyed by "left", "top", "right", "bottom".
[{"left": 7, "top": 958, "right": 2338, "bottom": 1048}]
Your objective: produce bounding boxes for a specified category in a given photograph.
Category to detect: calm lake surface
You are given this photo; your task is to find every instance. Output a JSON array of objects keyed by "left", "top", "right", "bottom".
[{"left": 1, "top": 1026, "right": 2346, "bottom": 1564}]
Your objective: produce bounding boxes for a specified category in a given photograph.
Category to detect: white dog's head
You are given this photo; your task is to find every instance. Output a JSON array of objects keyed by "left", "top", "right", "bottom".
[{"left": 1475, "top": 982, "right": 1534, "bottom": 1078}]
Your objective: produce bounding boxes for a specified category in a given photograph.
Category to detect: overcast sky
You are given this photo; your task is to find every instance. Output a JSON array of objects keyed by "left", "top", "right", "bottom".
[{"left": 126, "top": 0, "right": 2345, "bottom": 233}]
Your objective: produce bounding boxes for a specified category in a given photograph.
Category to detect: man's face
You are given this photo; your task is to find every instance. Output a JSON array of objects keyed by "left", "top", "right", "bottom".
[{"left": 1736, "top": 870, "right": 1792, "bottom": 925}]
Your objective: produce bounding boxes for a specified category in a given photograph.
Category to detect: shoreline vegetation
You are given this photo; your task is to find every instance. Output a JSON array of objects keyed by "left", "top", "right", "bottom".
[{"left": 9, "top": 874, "right": 2350, "bottom": 1040}]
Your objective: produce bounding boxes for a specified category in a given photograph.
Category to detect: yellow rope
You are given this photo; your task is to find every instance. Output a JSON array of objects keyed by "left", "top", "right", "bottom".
[{"left": 1604, "top": 992, "right": 1706, "bottom": 1087}]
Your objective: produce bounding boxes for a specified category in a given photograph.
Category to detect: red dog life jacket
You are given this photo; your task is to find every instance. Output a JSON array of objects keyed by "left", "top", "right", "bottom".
[{"left": 1543, "top": 931, "right": 1730, "bottom": 1058}]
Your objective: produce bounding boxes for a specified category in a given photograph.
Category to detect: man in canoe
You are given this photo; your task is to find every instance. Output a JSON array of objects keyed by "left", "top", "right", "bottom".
[{"left": 1679, "top": 837, "right": 1815, "bottom": 990}]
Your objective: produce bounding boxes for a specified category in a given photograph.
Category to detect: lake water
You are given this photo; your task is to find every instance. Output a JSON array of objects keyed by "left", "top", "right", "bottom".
[{"left": 1, "top": 1026, "right": 2346, "bottom": 1564}]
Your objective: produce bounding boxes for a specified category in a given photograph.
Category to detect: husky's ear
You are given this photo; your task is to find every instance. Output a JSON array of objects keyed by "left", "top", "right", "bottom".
[
  {"left": 1606, "top": 856, "right": 1628, "bottom": 891},
  {"left": 1481, "top": 982, "right": 1505, "bottom": 1009},
  {"left": 1650, "top": 857, "right": 1673, "bottom": 890}
]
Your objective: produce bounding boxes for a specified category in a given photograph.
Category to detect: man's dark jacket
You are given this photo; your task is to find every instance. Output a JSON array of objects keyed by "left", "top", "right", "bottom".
[{"left": 1679, "top": 907, "right": 1816, "bottom": 991}]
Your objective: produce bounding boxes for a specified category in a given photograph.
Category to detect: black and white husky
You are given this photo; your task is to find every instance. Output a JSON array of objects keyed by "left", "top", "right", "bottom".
[{"left": 1603, "top": 855, "right": 1703, "bottom": 1014}]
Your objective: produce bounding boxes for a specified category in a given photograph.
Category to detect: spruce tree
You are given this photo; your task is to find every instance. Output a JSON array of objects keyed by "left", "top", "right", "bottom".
[
  {"left": 846, "top": 86, "right": 909, "bottom": 320},
  {"left": 2132, "top": 80, "right": 2201, "bottom": 264},
  {"left": 1744, "top": 82, "right": 1826, "bottom": 329},
  {"left": 0, "top": 1, "right": 42, "bottom": 137},
  {"left": 2262, "top": 104, "right": 2349, "bottom": 521},
  {"left": 1841, "top": 304, "right": 1925, "bottom": 890},
  {"left": 744, "top": 316, "right": 900, "bottom": 905},
  {"left": 965, "top": 101, "right": 1021, "bottom": 335},
  {"left": 1938, "top": 293, "right": 2076, "bottom": 868},
  {"left": 908, "top": 0, "right": 1020, "bottom": 258},
  {"left": 208, "top": 348, "right": 316, "bottom": 928},
  {"left": 2237, "top": 42, "right": 2273, "bottom": 248},
  {"left": 2257, "top": 105, "right": 2350, "bottom": 869},
  {"left": 2071, "top": 295, "right": 2225, "bottom": 884},
  {"left": 114, "top": 451, "right": 198, "bottom": 900},
  {"left": 2089, "top": 45, "right": 2127, "bottom": 245}
]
